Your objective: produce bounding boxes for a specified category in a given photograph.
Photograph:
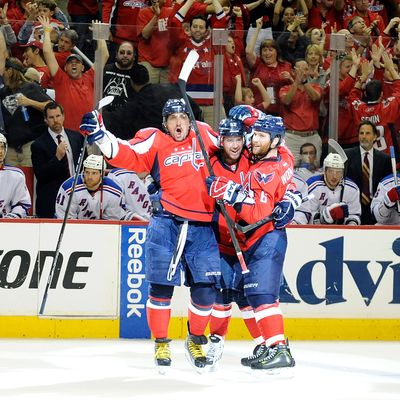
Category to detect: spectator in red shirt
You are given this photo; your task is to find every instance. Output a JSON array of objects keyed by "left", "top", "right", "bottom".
[
  {"left": 308, "top": 0, "right": 345, "bottom": 33},
  {"left": 41, "top": 16, "right": 108, "bottom": 131},
  {"left": 279, "top": 59, "right": 323, "bottom": 165},
  {"left": 246, "top": 17, "right": 292, "bottom": 116}
]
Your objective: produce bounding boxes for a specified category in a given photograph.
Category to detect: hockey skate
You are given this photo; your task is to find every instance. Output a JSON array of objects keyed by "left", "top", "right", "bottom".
[
  {"left": 184, "top": 333, "right": 208, "bottom": 373},
  {"left": 241, "top": 343, "right": 267, "bottom": 367},
  {"left": 250, "top": 342, "right": 295, "bottom": 372},
  {"left": 154, "top": 338, "right": 171, "bottom": 374},
  {"left": 205, "top": 334, "right": 224, "bottom": 371}
]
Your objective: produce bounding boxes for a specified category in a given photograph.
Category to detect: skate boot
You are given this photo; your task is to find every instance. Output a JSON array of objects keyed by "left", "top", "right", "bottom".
[
  {"left": 250, "top": 342, "right": 295, "bottom": 371},
  {"left": 154, "top": 338, "right": 171, "bottom": 373},
  {"left": 205, "top": 334, "right": 224, "bottom": 371},
  {"left": 184, "top": 333, "right": 208, "bottom": 372},
  {"left": 241, "top": 343, "right": 268, "bottom": 367}
]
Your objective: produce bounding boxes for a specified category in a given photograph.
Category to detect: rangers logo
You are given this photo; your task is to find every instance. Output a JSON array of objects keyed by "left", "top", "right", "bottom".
[{"left": 254, "top": 170, "right": 274, "bottom": 184}]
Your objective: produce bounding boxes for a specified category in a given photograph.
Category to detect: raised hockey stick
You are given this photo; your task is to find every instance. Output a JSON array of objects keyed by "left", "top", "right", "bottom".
[
  {"left": 390, "top": 146, "right": 400, "bottom": 213},
  {"left": 177, "top": 50, "right": 249, "bottom": 274},
  {"left": 38, "top": 95, "right": 114, "bottom": 316},
  {"left": 328, "top": 138, "right": 348, "bottom": 202}
]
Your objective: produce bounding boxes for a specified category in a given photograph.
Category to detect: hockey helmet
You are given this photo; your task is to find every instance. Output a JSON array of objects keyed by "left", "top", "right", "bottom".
[
  {"left": 252, "top": 115, "right": 285, "bottom": 145},
  {"left": 218, "top": 118, "right": 246, "bottom": 137},
  {"left": 162, "top": 98, "right": 189, "bottom": 129},
  {"left": 0, "top": 132, "right": 7, "bottom": 155},
  {"left": 323, "top": 153, "right": 344, "bottom": 170},
  {"left": 83, "top": 154, "right": 106, "bottom": 171}
]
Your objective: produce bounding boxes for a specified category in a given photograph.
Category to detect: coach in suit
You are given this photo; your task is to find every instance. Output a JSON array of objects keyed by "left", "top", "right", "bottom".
[
  {"left": 345, "top": 121, "right": 392, "bottom": 224},
  {"left": 31, "top": 102, "right": 84, "bottom": 218}
]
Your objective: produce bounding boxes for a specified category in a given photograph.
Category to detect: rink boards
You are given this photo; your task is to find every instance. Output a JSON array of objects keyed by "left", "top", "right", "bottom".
[{"left": 0, "top": 220, "right": 399, "bottom": 340}]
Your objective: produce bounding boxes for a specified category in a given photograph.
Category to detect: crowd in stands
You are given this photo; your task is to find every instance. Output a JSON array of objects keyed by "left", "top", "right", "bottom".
[{"left": 0, "top": 0, "right": 400, "bottom": 225}]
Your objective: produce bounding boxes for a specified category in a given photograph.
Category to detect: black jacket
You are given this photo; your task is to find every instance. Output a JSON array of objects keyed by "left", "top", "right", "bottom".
[
  {"left": 345, "top": 146, "right": 392, "bottom": 224},
  {"left": 31, "top": 129, "right": 84, "bottom": 218}
]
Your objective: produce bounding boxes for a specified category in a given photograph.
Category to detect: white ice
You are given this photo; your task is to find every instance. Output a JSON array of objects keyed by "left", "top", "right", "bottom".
[{"left": 0, "top": 339, "right": 399, "bottom": 400}]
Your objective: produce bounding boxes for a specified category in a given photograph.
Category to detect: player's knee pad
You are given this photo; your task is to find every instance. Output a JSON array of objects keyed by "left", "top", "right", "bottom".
[
  {"left": 149, "top": 283, "right": 174, "bottom": 300},
  {"left": 246, "top": 294, "right": 277, "bottom": 309},
  {"left": 190, "top": 283, "right": 217, "bottom": 306}
]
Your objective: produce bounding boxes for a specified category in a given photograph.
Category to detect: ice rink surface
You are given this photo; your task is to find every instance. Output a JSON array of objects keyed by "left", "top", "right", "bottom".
[{"left": 0, "top": 339, "right": 399, "bottom": 400}]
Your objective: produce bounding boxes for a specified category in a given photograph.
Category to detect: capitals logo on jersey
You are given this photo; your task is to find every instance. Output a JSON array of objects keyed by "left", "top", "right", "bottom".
[{"left": 164, "top": 138, "right": 205, "bottom": 171}]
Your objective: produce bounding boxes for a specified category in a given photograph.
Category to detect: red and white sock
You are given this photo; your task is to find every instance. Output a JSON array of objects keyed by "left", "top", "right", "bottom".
[
  {"left": 188, "top": 299, "right": 213, "bottom": 336},
  {"left": 254, "top": 302, "right": 285, "bottom": 347},
  {"left": 240, "top": 305, "right": 264, "bottom": 345},
  {"left": 146, "top": 296, "right": 171, "bottom": 339},
  {"left": 209, "top": 303, "right": 232, "bottom": 337}
]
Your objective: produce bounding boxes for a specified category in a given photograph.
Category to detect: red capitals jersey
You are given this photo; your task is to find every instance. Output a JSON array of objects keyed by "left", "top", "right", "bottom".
[
  {"left": 237, "top": 145, "right": 295, "bottom": 250},
  {"left": 349, "top": 79, "right": 400, "bottom": 154},
  {"left": 210, "top": 153, "right": 251, "bottom": 256},
  {"left": 108, "top": 122, "right": 219, "bottom": 221}
]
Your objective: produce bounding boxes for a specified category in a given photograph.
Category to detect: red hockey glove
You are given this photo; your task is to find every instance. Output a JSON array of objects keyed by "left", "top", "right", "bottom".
[
  {"left": 228, "top": 105, "right": 266, "bottom": 127},
  {"left": 384, "top": 185, "right": 400, "bottom": 207},
  {"left": 206, "top": 176, "right": 254, "bottom": 206},
  {"left": 321, "top": 202, "right": 349, "bottom": 224}
]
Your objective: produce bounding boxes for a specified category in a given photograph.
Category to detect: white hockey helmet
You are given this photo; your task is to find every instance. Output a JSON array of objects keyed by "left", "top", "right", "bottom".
[
  {"left": 83, "top": 154, "right": 106, "bottom": 171},
  {"left": 323, "top": 153, "right": 344, "bottom": 170},
  {"left": 0, "top": 132, "right": 7, "bottom": 155}
]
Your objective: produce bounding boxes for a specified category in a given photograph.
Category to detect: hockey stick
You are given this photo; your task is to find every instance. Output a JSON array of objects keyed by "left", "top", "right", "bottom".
[
  {"left": 389, "top": 146, "right": 400, "bottom": 212},
  {"left": 38, "top": 96, "right": 114, "bottom": 316},
  {"left": 235, "top": 194, "right": 315, "bottom": 234},
  {"left": 177, "top": 50, "right": 249, "bottom": 274},
  {"left": 328, "top": 138, "right": 348, "bottom": 202}
]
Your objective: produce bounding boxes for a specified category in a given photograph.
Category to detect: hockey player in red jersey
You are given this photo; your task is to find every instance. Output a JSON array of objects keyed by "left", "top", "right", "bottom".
[
  {"left": 207, "top": 107, "right": 301, "bottom": 370},
  {"left": 206, "top": 118, "right": 265, "bottom": 371},
  {"left": 80, "top": 98, "right": 221, "bottom": 372}
]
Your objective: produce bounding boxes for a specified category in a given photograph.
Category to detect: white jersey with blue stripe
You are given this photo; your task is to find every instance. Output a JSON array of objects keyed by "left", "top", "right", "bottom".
[
  {"left": 371, "top": 173, "right": 400, "bottom": 225},
  {"left": 55, "top": 175, "right": 132, "bottom": 220},
  {"left": 107, "top": 168, "right": 151, "bottom": 221},
  {"left": 0, "top": 165, "right": 31, "bottom": 218},
  {"left": 294, "top": 174, "right": 361, "bottom": 225}
]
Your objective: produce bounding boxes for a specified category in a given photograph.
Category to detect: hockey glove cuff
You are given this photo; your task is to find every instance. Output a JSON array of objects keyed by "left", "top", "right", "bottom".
[{"left": 273, "top": 190, "right": 303, "bottom": 229}]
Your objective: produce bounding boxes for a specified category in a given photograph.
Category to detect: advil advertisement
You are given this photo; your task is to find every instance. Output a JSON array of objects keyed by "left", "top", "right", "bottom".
[{"left": 120, "top": 224, "right": 150, "bottom": 338}]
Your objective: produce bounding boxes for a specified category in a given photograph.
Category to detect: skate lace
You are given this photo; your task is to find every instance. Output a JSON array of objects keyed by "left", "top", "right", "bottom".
[
  {"left": 263, "top": 346, "right": 279, "bottom": 361},
  {"left": 246, "top": 344, "right": 266, "bottom": 361},
  {"left": 188, "top": 339, "right": 205, "bottom": 359},
  {"left": 155, "top": 342, "right": 171, "bottom": 360}
]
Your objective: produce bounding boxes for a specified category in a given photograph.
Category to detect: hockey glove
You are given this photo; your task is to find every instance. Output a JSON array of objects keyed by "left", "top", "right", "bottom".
[
  {"left": 384, "top": 185, "right": 400, "bottom": 208},
  {"left": 273, "top": 190, "right": 303, "bottom": 229},
  {"left": 321, "top": 202, "right": 349, "bottom": 224},
  {"left": 228, "top": 105, "right": 266, "bottom": 127},
  {"left": 80, "top": 110, "right": 107, "bottom": 144},
  {"left": 206, "top": 176, "right": 254, "bottom": 206}
]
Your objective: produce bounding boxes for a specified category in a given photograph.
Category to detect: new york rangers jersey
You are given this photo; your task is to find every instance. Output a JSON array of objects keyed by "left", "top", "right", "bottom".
[
  {"left": 371, "top": 173, "right": 400, "bottom": 225},
  {"left": 107, "top": 168, "right": 151, "bottom": 221},
  {"left": 295, "top": 174, "right": 361, "bottom": 225},
  {"left": 0, "top": 165, "right": 31, "bottom": 218},
  {"left": 107, "top": 123, "right": 219, "bottom": 222},
  {"left": 55, "top": 175, "right": 134, "bottom": 220}
]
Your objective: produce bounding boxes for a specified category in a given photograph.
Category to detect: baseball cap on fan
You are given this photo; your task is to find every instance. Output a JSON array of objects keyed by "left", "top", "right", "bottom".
[
  {"left": 19, "top": 40, "right": 43, "bottom": 50},
  {"left": 65, "top": 54, "right": 83, "bottom": 64}
]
